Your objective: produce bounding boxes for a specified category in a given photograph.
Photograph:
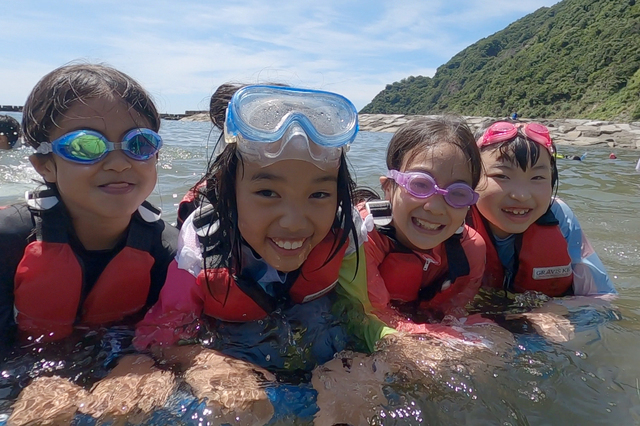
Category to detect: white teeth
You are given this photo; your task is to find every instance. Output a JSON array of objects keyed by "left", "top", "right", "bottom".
[
  {"left": 504, "top": 209, "right": 529, "bottom": 215},
  {"left": 273, "top": 239, "right": 304, "bottom": 250},
  {"left": 414, "top": 218, "right": 441, "bottom": 230}
]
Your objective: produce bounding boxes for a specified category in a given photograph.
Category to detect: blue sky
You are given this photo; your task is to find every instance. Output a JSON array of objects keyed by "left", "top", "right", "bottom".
[{"left": 2, "top": 0, "right": 560, "bottom": 114}]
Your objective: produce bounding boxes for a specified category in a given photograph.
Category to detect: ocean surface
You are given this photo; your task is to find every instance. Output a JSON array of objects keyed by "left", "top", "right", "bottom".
[{"left": 1, "top": 113, "right": 640, "bottom": 425}]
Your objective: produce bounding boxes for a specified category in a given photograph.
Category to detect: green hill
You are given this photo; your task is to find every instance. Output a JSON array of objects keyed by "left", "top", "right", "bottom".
[{"left": 361, "top": 0, "right": 640, "bottom": 121}]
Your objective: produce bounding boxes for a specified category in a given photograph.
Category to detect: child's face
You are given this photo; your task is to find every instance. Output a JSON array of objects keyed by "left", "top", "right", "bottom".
[
  {"left": 383, "top": 143, "right": 473, "bottom": 252},
  {"left": 476, "top": 147, "right": 554, "bottom": 238},
  {"left": 235, "top": 158, "right": 339, "bottom": 272},
  {"left": 31, "top": 97, "right": 158, "bottom": 223}
]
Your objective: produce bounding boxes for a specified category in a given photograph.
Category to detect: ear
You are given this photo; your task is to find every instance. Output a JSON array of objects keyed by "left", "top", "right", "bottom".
[
  {"left": 29, "top": 154, "right": 58, "bottom": 183},
  {"left": 380, "top": 176, "right": 392, "bottom": 200}
]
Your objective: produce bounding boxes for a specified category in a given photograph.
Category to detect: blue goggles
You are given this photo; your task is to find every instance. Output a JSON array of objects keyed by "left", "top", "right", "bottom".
[
  {"left": 221, "top": 85, "right": 358, "bottom": 169},
  {"left": 36, "top": 128, "right": 163, "bottom": 164}
]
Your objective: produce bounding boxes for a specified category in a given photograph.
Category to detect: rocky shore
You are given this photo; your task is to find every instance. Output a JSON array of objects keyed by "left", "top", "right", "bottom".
[{"left": 182, "top": 113, "right": 640, "bottom": 149}]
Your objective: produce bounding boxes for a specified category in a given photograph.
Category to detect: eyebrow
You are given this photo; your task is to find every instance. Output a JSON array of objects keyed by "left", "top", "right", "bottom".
[
  {"left": 250, "top": 172, "right": 338, "bottom": 184},
  {"left": 405, "top": 167, "right": 471, "bottom": 183},
  {"left": 492, "top": 162, "right": 551, "bottom": 171}
]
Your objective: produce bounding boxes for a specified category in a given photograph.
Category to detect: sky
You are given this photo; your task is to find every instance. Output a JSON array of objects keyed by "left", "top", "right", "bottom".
[{"left": 1, "top": 0, "right": 561, "bottom": 114}]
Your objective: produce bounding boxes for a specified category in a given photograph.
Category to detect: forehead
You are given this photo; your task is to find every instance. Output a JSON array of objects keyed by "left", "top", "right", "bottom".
[
  {"left": 402, "top": 142, "right": 468, "bottom": 170},
  {"left": 58, "top": 98, "right": 149, "bottom": 128},
  {"left": 481, "top": 145, "right": 552, "bottom": 168},
  {"left": 238, "top": 158, "right": 339, "bottom": 182}
]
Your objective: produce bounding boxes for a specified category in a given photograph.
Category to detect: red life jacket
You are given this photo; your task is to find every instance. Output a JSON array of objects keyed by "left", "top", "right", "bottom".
[
  {"left": 468, "top": 206, "right": 573, "bottom": 296},
  {"left": 13, "top": 190, "right": 158, "bottom": 341},
  {"left": 195, "top": 231, "right": 346, "bottom": 322},
  {"left": 359, "top": 201, "right": 484, "bottom": 318},
  {"left": 177, "top": 182, "right": 206, "bottom": 229},
  {"left": 376, "top": 225, "right": 483, "bottom": 316}
]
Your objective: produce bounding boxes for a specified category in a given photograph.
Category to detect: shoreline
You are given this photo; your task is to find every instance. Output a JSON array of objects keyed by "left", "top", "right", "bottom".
[{"left": 182, "top": 113, "right": 640, "bottom": 150}]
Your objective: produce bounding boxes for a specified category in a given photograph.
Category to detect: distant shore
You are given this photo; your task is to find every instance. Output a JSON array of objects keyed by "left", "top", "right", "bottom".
[{"left": 182, "top": 113, "right": 640, "bottom": 150}]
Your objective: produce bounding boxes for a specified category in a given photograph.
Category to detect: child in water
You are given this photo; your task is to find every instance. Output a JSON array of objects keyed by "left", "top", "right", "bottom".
[
  {"left": 1, "top": 63, "right": 179, "bottom": 424},
  {"left": 0, "top": 114, "right": 21, "bottom": 149},
  {"left": 134, "top": 84, "right": 386, "bottom": 422},
  {"left": 0, "top": 64, "right": 177, "bottom": 351},
  {"left": 359, "top": 116, "right": 486, "bottom": 324},
  {"left": 470, "top": 121, "right": 615, "bottom": 296}
]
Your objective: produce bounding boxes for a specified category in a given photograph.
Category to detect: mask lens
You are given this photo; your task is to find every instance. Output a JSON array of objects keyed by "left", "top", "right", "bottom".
[
  {"left": 407, "top": 174, "right": 436, "bottom": 197},
  {"left": 63, "top": 133, "right": 107, "bottom": 162},
  {"left": 227, "top": 85, "right": 358, "bottom": 147}
]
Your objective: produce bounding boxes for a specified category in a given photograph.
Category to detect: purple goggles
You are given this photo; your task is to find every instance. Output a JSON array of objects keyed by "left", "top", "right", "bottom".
[{"left": 387, "top": 170, "right": 479, "bottom": 208}]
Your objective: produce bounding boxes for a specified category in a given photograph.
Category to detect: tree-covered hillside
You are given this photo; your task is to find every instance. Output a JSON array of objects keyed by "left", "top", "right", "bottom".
[{"left": 361, "top": 0, "right": 640, "bottom": 120}]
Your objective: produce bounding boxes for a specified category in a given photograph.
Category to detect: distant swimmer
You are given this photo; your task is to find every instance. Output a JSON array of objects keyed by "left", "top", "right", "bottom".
[
  {"left": 554, "top": 152, "right": 586, "bottom": 161},
  {"left": 0, "top": 115, "right": 20, "bottom": 150},
  {"left": 609, "top": 153, "right": 617, "bottom": 159}
]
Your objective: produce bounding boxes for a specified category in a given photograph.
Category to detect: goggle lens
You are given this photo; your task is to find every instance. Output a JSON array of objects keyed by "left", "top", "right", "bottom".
[
  {"left": 48, "top": 129, "right": 162, "bottom": 164},
  {"left": 389, "top": 170, "right": 478, "bottom": 208},
  {"left": 63, "top": 134, "right": 107, "bottom": 161},
  {"left": 127, "top": 131, "right": 162, "bottom": 159}
]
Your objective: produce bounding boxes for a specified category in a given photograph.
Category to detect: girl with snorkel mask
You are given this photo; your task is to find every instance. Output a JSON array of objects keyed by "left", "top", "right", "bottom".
[{"left": 134, "top": 84, "right": 390, "bottom": 423}]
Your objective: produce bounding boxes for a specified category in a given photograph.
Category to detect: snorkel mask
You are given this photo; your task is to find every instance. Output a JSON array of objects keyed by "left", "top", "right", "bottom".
[{"left": 221, "top": 85, "right": 358, "bottom": 170}]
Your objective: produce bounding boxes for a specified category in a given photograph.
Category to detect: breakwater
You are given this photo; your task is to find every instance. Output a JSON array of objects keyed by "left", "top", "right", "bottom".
[
  {"left": 182, "top": 113, "right": 640, "bottom": 149},
  {"left": 359, "top": 115, "right": 640, "bottom": 150}
]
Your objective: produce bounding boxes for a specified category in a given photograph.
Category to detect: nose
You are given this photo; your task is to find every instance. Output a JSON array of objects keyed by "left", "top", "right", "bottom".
[
  {"left": 101, "top": 150, "right": 133, "bottom": 172},
  {"left": 278, "top": 203, "right": 308, "bottom": 232},
  {"left": 509, "top": 186, "right": 532, "bottom": 202},
  {"left": 422, "top": 193, "right": 448, "bottom": 215}
]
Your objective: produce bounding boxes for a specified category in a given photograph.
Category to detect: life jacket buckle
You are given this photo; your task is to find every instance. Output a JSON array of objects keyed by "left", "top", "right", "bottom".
[{"left": 366, "top": 200, "right": 393, "bottom": 227}]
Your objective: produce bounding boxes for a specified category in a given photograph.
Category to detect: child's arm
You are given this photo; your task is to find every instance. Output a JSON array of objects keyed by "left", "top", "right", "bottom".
[
  {"left": 551, "top": 199, "right": 616, "bottom": 295},
  {"left": 334, "top": 245, "right": 395, "bottom": 352},
  {"left": 0, "top": 205, "right": 34, "bottom": 353},
  {"left": 333, "top": 209, "right": 395, "bottom": 352},
  {"left": 134, "top": 213, "right": 207, "bottom": 350}
]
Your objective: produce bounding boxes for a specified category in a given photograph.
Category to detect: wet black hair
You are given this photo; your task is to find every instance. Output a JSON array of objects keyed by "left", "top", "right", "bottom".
[
  {"left": 0, "top": 115, "right": 21, "bottom": 147},
  {"left": 193, "top": 83, "right": 359, "bottom": 284},
  {"left": 22, "top": 63, "right": 160, "bottom": 149}
]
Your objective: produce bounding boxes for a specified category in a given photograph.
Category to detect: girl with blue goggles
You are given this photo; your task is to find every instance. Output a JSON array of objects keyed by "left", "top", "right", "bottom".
[
  {"left": 36, "top": 128, "right": 163, "bottom": 164},
  {"left": 220, "top": 85, "right": 358, "bottom": 170}
]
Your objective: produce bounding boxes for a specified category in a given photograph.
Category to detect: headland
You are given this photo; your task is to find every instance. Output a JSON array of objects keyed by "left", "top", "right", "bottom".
[{"left": 181, "top": 113, "right": 640, "bottom": 150}]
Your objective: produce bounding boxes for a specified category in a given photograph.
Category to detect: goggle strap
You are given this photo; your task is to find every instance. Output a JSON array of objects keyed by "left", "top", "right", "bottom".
[{"left": 36, "top": 142, "right": 53, "bottom": 155}]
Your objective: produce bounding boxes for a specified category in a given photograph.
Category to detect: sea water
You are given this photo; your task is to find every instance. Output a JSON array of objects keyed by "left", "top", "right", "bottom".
[{"left": 1, "top": 114, "right": 640, "bottom": 424}]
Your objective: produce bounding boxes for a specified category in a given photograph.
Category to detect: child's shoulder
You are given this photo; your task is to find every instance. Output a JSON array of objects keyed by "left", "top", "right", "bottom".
[
  {"left": 549, "top": 198, "right": 578, "bottom": 222},
  {"left": 132, "top": 202, "right": 179, "bottom": 252},
  {"left": 0, "top": 203, "right": 34, "bottom": 237}
]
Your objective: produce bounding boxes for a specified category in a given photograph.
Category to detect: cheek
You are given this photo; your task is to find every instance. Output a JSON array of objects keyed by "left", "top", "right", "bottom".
[
  {"left": 315, "top": 202, "right": 338, "bottom": 236},
  {"left": 448, "top": 207, "right": 468, "bottom": 226}
]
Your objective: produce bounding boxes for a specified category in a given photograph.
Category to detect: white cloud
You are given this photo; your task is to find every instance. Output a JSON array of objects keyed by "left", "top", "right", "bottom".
[{"left": 0, "top": 0, "right": 560, "bottom": 112}]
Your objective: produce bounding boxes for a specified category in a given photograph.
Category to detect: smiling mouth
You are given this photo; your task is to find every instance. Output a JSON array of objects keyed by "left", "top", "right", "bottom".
[
  {"left": 100, "top": 182, "right": 132, "bottom": 188},
  {"left": 271, "top": 238, "right": 306, "bottom": 250},
  {"left": 502, "top": 208, "right": 531, "bottom": 216},
  {"left": 413, "top": 217, "right": 444, "bottom": 231}
]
